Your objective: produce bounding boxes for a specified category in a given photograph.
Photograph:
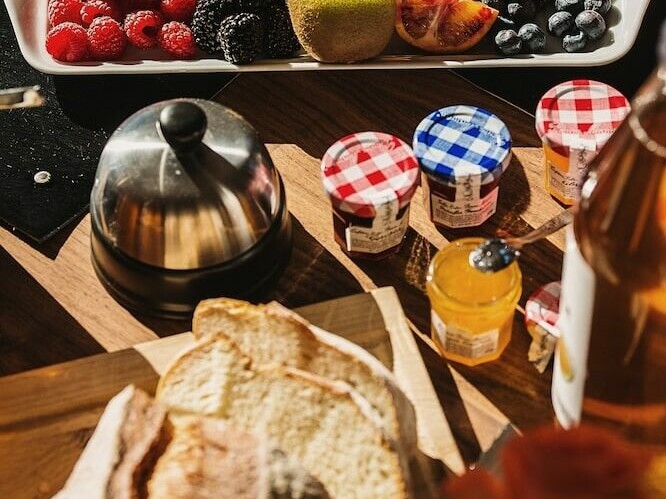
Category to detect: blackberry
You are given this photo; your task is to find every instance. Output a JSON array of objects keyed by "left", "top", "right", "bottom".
[
  {"left": 262, "top": 3, "right": 300, "bottom": 58},
  {"left": 237, "top": 0, "right": 264, "bottom": 12},
  {"left": 218, "top": 12, "right": 262, "bottom": 64},
  {"left": 191, "top": 0, "right": 237, "bottom": 53}
]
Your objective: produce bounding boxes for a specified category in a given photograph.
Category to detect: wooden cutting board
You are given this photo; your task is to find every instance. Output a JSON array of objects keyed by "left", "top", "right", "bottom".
[{"left": 0, "top": 287, "right": 509, "bottom": 498}]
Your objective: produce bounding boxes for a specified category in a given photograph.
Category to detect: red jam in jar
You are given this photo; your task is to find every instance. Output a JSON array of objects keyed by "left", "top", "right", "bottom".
[
  {"left": 413, "top": 106, "right": 512, "bottom": 229},
  {"left": 321, "top": 132, "right": 419, "bottom": 260}
]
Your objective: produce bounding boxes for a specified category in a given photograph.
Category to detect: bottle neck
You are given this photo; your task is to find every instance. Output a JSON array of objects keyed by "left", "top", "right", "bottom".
[
  {"left": 629, "top": 66, "right": 666, "bottom": 160},
  {"left": 573, "top": 63, "right": 666, "bottom": 288}
]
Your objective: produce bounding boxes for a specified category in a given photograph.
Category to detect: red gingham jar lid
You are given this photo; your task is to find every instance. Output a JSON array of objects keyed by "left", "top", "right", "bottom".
[
  {"left": 321, "top": 132, "right": 419, "bottom": 218},
  {"left": 535, "top": 80, "right": 631, "bottom": 157},
  {"left": 525, "top": 281, "right": 561, "bottom": 338}
]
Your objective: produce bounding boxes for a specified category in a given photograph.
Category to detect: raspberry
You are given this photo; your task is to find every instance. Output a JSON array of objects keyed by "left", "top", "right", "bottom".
[
  {"left": 87, "top": 16, "right": 127, "bottom": 60},
  {"left": 45, "top": 22, "right": 88, "bottom": 61},
  {"left": 218, "top": 12, "right": 262, "bottom": 64},
  {"left": 118, "top": 0, "right": 159, "bottom": 13},
  {"left": 80, "top": 0, "right": 121, "bottom": 25},
  {"left": 160, "top": 0, "right": 196, "bottom": 21},
  {"left": 158, "top": 21, "right": 196, "bottom": 58},
  {"left": 124, "top": 10, "right": 163, "bottom": 48},
  {"left": 48, "top": 0, "right": 83, "bottom": 27}
]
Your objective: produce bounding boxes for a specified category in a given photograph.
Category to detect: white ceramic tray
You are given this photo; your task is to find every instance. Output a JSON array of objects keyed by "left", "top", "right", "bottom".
[{"left": 4, "top": 0, "right": 651, "bottom": 75}]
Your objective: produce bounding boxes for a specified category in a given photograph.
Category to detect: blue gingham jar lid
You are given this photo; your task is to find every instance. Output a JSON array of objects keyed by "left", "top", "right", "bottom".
[{"left": 413, "top": 106, "right": 512, "bottom": 185}]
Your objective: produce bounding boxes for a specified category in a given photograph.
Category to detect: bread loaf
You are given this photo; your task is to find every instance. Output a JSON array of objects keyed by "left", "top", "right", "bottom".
[
  {"left": 156, "top": 335, "right": 411, "bottom": 498},
  {"left": 54, "top": 386, "right": 170, "bottom": 499},
  {"left": 148, "top": 417, "right": 330, "bottom": 499},
  {"left": 55, "top": 386, "right": 329, "bottom": 499},
  {"left": 192, "top": 298, "right": 417, "bottom": 454}
]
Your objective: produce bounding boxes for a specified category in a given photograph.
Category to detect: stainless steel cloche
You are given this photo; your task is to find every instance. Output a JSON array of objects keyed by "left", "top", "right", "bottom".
[{"left": 90, "top": 99, "right": 292, "bottom": 317}]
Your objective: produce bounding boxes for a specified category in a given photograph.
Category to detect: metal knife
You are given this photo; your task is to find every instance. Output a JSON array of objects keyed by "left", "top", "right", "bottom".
[{"left": 473, "top": 424, "right": 522, "bottom": 477}]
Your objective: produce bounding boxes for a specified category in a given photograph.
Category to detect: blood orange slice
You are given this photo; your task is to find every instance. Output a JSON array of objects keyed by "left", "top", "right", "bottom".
[{"left": 395, "top": 0, "right": 498, "bottom": 53}]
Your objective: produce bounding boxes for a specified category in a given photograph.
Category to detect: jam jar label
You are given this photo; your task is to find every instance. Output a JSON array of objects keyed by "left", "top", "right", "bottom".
[
  {"left": 431, "top": 310, "right": 499, "bottom": 360},
  {"left": 548, "top": 135, "right": 596, "bottom": 202},
  {"left": 426, "top": 174, "right": 498, "bottom": 229},
  {"left": 345, "top": 190, "right": 410, "bottom": 254}
]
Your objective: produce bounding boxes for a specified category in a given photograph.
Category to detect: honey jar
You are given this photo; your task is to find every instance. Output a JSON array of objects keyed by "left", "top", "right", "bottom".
[
  {"left": 426, "top": 238, "right": 522, "bottom": 366},
  {"left": 321, "top": 132, "right": 419, "bottom": 260}
]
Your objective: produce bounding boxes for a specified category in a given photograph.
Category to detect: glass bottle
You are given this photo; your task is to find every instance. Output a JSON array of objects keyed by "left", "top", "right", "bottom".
[{"left": 554, "top": 51, "right": 666, "bottom": 449}]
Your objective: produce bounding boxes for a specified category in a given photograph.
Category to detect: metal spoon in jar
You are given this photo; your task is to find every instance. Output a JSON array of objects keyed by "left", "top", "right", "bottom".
[{"left": 469, "top": 208, "right": 575, "bottom": 273}]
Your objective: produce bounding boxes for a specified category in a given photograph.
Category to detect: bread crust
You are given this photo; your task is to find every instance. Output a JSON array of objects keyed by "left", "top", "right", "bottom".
[{"left": 53, "top": 386, "right": 170, "bottom": 499}]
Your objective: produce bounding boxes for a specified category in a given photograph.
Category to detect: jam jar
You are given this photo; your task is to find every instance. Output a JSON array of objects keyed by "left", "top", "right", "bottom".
[
  {"left": 413, "top": 106, "right": 512, "bottom": 229},
  {"left": 321, "top": 132, "right": 419, "bottom": 260},
  {"left": 426, "top": 238, "right": 522, "bottom": 366},
  {"left": 535, "top": 80, "right": 630, "bottom": 205}
]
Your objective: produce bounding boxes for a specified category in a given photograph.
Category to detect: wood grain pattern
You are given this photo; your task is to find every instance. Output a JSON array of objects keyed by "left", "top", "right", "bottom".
[
  {"left": 215, "top": 71, "right": 565, "bottom": 430},
  {"left": 0, "top": 288, "right": 464, "bottom": 498},
  {"left": 0, "top": 70, "right": 566, "bottom": 486}
]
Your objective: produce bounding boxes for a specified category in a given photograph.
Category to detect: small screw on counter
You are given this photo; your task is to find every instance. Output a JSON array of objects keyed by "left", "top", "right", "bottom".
[{"left": 33, "top": 171, "right": 52, "bottom": 185}]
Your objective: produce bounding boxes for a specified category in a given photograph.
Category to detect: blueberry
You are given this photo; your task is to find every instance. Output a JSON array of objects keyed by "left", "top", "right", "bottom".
[
  {"left": 518, "top": 23, "right": 546, "bottom": 52},
  {"left": 583, "top": 0, "right": 611, "bottom": 15},
  {"left": 563, "top": 30, "right": 588, "bottom": 52},
  {"left": 576, "top": 9, "right": 606, "bottom": 40},
  {"left": 548, "top": 11, "right": 574, "bottom": 37},
  {"left": 481, "top": 0, "right": 508, "bottom": 13},
  {"left": 495, "top": 29, "right": 523, "bottom": 55},
  {"left": 555, "top": 0, "right": 585, "bottom": 14},
  {"left": 495, "top": 14, "right": 517, "bottom": 30},
  {"left": 533, "top": 0, "right": 548, "bottom": 11},
  {"left": 520, "top": 0, "right": 537, "bottom": 13},
  {"left": 507, "top": 1, "right": 536, "bottom": 24}
]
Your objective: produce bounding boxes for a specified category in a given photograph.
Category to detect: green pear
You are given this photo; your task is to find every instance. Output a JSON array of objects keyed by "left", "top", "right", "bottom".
[{"left": 287, "top": 0, "right": 395, "bottom": 63}]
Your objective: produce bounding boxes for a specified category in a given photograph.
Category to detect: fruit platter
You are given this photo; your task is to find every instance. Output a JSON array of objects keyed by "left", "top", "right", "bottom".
[{"left": 2, "top": 0, "right": 652, "bottom": 74}]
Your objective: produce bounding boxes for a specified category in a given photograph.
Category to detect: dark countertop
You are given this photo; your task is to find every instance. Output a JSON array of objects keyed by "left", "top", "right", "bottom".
[{"left": 1, "top": 0, "right": 664, "bottom": 240}]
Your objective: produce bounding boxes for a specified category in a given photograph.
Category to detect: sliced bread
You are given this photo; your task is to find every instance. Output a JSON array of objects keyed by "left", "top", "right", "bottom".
[
  {"left": 191, "top": 298, "right": 417, "bottom": 454},
  {"left": 148, "top": 417, "right": 330, "bottom": 499},
  {"left": 156, "top": 335, "right": 411, "bottom": 499},
  {"left": 54, "top": 386, "right": 170, "bottom": 499},
  {"left": 56, "top": 385, "right": 329, "bottom": 499}
]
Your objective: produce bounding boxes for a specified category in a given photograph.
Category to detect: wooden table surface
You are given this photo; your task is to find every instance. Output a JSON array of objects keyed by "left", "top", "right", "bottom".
[{"left": 0, "top": 69, "right": 565, "bottom": 466}]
